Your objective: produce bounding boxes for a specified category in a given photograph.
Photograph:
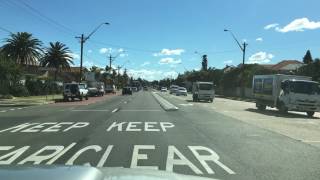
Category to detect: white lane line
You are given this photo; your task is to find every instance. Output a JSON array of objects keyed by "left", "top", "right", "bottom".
[
  {"left": 112, "top": 108, "right": 119, "bottom": 113},
  {"left": 0, "top": 110, "right": 6, "bottom": 113},
  {"left": 124, "top": 101, "right": 127, "bottom": 104},
  {"left": 121, "top": 109, "right": 161, "bottom": 112},
  {"left": 17, "top": 108, "right": 23, "bottom": 110},
  {"left": 71, "top": 109, "right": 110, "bottom": 112},
  {"left": 301, "top": 140, "right": 320, "bottom": 143},
  {"left": 9, "top": 108, "right": 15, "bottom": 111}
]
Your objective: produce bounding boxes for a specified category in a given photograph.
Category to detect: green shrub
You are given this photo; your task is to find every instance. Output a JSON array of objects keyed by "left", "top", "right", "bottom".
[{"left": 10, "top": 84, "right": 29, "bottom": 97}]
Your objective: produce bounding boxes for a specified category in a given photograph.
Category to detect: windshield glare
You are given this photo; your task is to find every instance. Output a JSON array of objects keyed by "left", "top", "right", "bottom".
[{"left": 290, "top": 81, "right": 320, "bottom": 94}]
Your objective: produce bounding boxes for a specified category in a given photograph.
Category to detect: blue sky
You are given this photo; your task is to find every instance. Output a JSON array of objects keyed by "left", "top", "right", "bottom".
[{"left": 1, "top": 0, "right": 320, "bottom": 80}]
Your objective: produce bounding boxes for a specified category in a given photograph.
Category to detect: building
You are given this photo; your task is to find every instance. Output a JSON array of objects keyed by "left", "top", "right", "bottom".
[{"left": 261, "top": 60, "right": 304, "bottom": 74}]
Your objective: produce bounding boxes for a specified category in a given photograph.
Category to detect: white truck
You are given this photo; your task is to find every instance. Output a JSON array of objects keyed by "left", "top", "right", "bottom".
[
  {"left": 192, "top": 82, "right": 215, "bottom": 102},
  {"left": 253, "top": 74, "right": 320, "bottom": 117}
]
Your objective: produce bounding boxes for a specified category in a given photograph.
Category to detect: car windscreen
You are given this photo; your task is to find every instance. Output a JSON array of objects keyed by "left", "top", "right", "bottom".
[
  {"left": 199, "top": 84, "right": 213, "bottom": 90},
  {"left": 290, "top": 81, "right": 320, "bottom": 94},
  {"left": 78, "top": 84, "right": 86, "bottom": 89}
]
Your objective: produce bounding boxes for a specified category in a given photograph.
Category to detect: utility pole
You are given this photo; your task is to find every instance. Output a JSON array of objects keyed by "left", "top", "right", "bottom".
[
  {"left": 224, "top": 29, "right": 248, "bottom": 97},
  {"left": 76, "top": 22, "right": 109, "bottom": 83},
  {"left": 79, "top": 34, "right": 84, "bottom": 82}
]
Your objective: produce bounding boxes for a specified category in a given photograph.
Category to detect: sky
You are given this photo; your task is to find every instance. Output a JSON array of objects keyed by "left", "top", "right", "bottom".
[{"left": 0, "top": 0, "right": 320, "bottom": 80}]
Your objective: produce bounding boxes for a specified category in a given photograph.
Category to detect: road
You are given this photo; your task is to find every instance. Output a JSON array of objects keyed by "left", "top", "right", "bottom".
[{"left": 0, "top": 90, "right": 319, "bottom": 180}]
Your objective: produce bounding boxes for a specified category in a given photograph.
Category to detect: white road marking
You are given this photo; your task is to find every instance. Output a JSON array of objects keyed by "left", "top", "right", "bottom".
[
  {"left": 112, "top": 108, "right": 119, "bottom": 113},
  {"left": 72, "top": 109, "right": 110, "bottom": 112},
  {"left": 179, "top": 104, "right": 194, "bottom": 106},
  {"left": 0, "top": 110, "right": 6, "bottom": 113},
  {"left": 301, "top": 140, "right": 320, "bottom": 143},
  {"left": 130, "top": 145, "right": 158, "bottom": 170},
  {"left": 120, "top": 109, "right": 161, "bottom": 112},
  {"left": 9, "top": 109, "right": 15, "bottom": 111},
  {"left": 124, "top": 101, "right": 127, "bottom": 104},
  {"left": 17, "top": 108, "right": 23, "bottom": 110}
]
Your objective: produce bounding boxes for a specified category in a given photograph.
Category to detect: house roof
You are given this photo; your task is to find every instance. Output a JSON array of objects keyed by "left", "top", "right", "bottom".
[{"left": 271, "top": 60, "right": 303, "bottom": 71}]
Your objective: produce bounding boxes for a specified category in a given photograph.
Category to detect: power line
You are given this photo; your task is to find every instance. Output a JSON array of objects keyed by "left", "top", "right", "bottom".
[
  {"left": 2, "top": 0, "right": 76, "bottom": 37},
  {"left": 16, "top": 0, "right": 78, "bottom": 35},
  {"left": 0, "top": 26, "right": 11, "bottom": 33}
]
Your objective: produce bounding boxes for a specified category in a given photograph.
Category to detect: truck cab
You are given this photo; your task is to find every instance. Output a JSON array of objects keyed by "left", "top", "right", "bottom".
[
  {"left": 192, "top": 82, "right": 215, "bottom": 102},
  {"left": 279, "top": 80, "right": 320, "bottom": 117},
  {"left": 253, "top": 74, "right": 320, "bottom": 117}
]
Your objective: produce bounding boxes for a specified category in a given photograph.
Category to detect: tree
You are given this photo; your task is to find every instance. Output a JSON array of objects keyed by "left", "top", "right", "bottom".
[
  {"left": 201, "top": 55, "right": 208, "bottom": 71},
  {"left": 303, "top": 50, "right": 313, "bottom": 64},
  {"left": 298, "top": 58, "right": 320, "bottom": 81},
  {"left": 1, "top": 32, "right": 42, "bottom": 65},
  {"left": 40, "top": 42, "right": 73, "bottom": 81}
]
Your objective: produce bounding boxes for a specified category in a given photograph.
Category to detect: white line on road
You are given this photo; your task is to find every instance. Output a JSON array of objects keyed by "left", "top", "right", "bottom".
[
  {"left": 301, "top": 140, "right": 320, "bottom": 143},
  {"left": 124, "top": 101, "right": 127, "bottom": 104},
  {"left": 0, "top": 110, "right": 6, "bottom": 113},
  {"left": 112, "top": 108, "right": 119, "bottom": 113},
  {"left": 9, "top": 109, "right": 15, "bottom": 111},
  {"left": 71, "top": 110, "right": 110, "bottom": 112},
  {"left": 121, "top": 109, "right": 161, "bottom": 112},
  {"left": 17, "top": 108, "right": 23, "bottom": 110}
]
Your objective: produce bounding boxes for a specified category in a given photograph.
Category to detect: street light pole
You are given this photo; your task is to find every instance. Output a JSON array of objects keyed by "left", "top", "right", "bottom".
[
  {"left": 224, "top": 29, "right": 248, "bottom": 97},
  {"left": 76, "top": 22, "right": 109, "bottom": 83}
]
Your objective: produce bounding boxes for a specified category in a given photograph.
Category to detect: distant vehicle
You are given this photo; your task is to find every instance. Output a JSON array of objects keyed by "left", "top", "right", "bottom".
[
  {"left": 176, "top": 87, "right": 187, "bottom": 96},
  {"left": 192, "top": 82, "right": 214, "bottom": 102},
  {"left": 161, "top": 87, "right": 167, "bottom": 92},
  {"left": 87, "top": 82, "right": 104, "bottom": 96},
  {"left": 122, "top": 87, "right": 132, "bottom": 95},
  {"left": 105, "top": 84, "right": 116, "bottom": 94},
  {"left": 63, "top": 83, "right": 89, "bottom": 101},
  {"left": 132, "top": 87, "right": 138, "bottom": 92},
  {"left": 253, "top": 74, "right": 320, "bottom": 117},
  {"left": 143, "top": 86, "right": 148, "bottom": 91},
  {"left": 169, "top": 85, "right": 179, "bottom": 94}
]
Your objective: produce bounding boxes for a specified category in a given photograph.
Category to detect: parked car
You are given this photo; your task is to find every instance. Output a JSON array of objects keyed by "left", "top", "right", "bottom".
[
  {"left": 122, "top": 87, "right": 132, "bottom": 95},
  {"left": 161, "top": 87, "right": 167, "bottom": 92},
  {"left": 176, "top": 87, "right": 187, "bottom": 96},
  {"left": 87, "top": 87, "right": 104, "bottom": 97},
  {"left": 143, "top": 86, "right": 148, "bottom": 91},
  {"left": 132, "top": 87, "right": 138, "bottom": 92},
  {"left": 169, "top": 85, "right": 179, "bottom": 94},
  {"left": 63, "top": 83, "right": 89, "bottom": 101},
  {"left": 105, "top": 84, "right": 116, "bottom": 94}
]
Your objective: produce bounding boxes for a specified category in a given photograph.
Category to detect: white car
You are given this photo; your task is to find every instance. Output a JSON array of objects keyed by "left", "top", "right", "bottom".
[
  {"left": 160, "top": 87, "right": 167, "bottom": 92},
  {"left": 63, "top": 83, "right": 89, "bottom": 101},
  {"left": 176, "top": 87, "right": 187, "bottom": 96}
]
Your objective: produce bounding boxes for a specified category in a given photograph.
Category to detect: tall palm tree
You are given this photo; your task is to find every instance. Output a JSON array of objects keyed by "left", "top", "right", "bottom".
[
  {"left": 1, "top": 32, "right": 42, "bottom": 65},
  {"left": 41, "top": 42, "right": 74, "bottom": 81}
]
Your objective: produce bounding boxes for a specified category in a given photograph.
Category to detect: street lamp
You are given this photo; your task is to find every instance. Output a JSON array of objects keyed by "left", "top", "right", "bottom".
[
  {"left": 76, "top": 22, "right": 110, "bottom": 82},
  {"left": 223, "top": 29, "right": 247, "bottom": 65},
  {"left": 224, "top": 29, "right": 248, "bottom": 97}
]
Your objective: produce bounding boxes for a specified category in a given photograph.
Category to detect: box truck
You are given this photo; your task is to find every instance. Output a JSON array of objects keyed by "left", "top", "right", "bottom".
[
  {"left": 192, "top": 82, "right": 215, "bottom": 102},
  {"left": 253, "top": 74, "right": 320, "bottom": 117}
]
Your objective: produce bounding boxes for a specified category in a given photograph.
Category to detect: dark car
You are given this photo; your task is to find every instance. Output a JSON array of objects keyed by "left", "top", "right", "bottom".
[{"left": 122, "top": 87, "right": 132, "bottom": 95}]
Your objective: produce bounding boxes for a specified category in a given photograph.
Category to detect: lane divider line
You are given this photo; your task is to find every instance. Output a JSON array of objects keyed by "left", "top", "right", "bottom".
[{"left": 112, "top": 108, "right": 119, "bottom": 113}]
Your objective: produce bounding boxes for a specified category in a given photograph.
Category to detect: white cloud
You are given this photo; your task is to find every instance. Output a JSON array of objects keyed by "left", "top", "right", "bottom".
[
  {"left": 128, "top": 69, "right": 162, "bottom": 80},
  {"left": 141, "top": 61, "right": 150, "bottom": 67},
  {"left": 68, "top": 53, "right": 80, "bottom": 60},
  {"left": 153, "top": 48, "right": 185, "bottom": 56},
  {"left": 159, "top": 57, "right": 182, "bottom": 65},
  {"left": 256, "top": 37, "right": 263, "bottom": 42},
  {"left": 88, "top": 50, "right": 92, "bottom": 53},
  {"left": 248, "top": 51, "right": 274, "bottom": 64},
  {"left": 264, "top": 18, "right": 320, "bottom": 33},
  {"left": 118, "top": 48, "right": 125, "bottom": 53},
  {"left": 276, "top": 18, "right": 320, "bottom": 33},
  {"left": 99, "top": 48, "right": 112, "bottom": 54},
  {"left": 223, "top": 60, "right": 233, "bottom": 64},
  {"left": 119, "top": 53, "right": 128, "bottom": 58},
  {"left": 264, "top": 23, "right": 279, "bottom": 30}
]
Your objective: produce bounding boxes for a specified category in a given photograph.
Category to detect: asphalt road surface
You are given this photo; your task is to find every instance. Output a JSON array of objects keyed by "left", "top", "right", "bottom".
[{"left": 0, "top": 90, "right": 319, "bottom": 180}]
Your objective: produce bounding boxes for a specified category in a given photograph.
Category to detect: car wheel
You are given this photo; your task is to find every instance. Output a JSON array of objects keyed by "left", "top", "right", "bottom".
[
  {"left": 306, "top": 111, "right": 315, "bottom": 117},
  {"left": 278, "top": 102, "right": 288, "bottom": 113}
]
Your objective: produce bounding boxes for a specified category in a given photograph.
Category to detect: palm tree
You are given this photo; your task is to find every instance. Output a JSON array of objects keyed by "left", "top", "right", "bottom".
[
  {"left": 1, "top": 32, "right": 42, "bottom": 65},
  {"left": 40, "top": 42, "right": 74, "bottom": 81}
]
